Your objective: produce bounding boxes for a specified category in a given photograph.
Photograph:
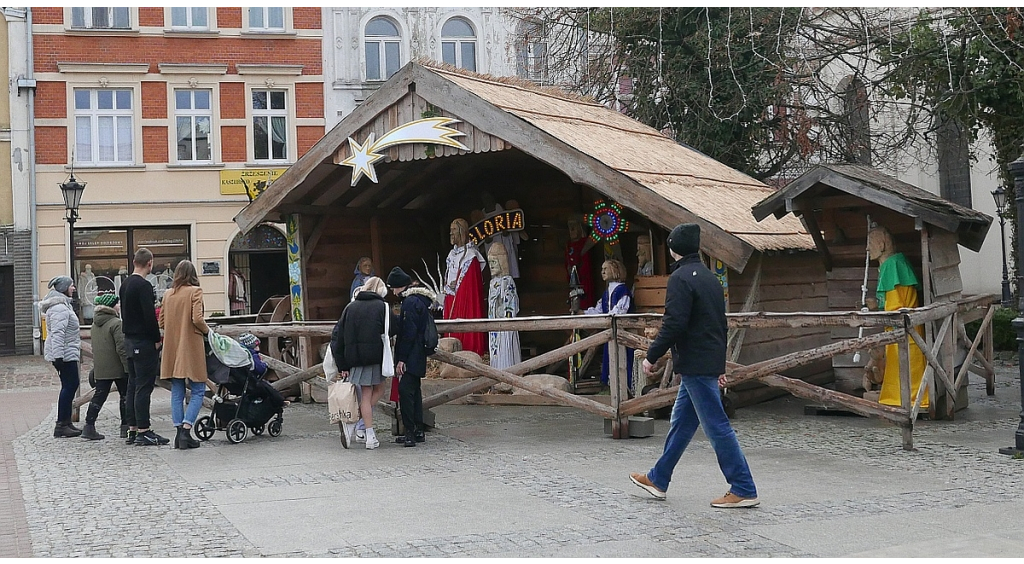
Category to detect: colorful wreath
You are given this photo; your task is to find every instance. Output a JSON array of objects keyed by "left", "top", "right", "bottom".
[{"left": 584, "top": 199, "right": 629, "bottom": 243}]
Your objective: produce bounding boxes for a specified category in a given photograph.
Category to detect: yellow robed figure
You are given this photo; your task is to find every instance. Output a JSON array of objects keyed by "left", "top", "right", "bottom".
[{"left": 868, "top": 226, "right": 928, "bottom": 408}]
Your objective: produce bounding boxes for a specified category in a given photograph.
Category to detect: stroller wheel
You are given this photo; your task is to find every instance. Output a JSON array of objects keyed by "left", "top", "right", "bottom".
[
  {"left": 252, "top": 423, "right": 265, "bottom": 436},
  {"left": 268, "top": 418, "right": 283, "bottom": 437},
  {"left": 226, "top": 419, "right": 248, "bottom": 444},
  {"left": 194, "top": 416, "right": 215, "bottom": 441}
]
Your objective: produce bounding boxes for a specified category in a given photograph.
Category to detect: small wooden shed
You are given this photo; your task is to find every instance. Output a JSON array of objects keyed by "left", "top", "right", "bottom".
[
  {"left": 234, "top": 61, "right": 829, "bottom": 396},
  {"left": 752, "top": 164, "right": 993, "bottom": 415}
]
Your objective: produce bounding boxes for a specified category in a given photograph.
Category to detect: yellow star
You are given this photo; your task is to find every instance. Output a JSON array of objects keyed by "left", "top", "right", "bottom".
[{"left": 341, "top": 134, "right": 384, "bottom": 186}]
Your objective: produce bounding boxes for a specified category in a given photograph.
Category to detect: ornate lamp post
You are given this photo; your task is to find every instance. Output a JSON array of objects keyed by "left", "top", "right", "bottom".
[
  {"left": 59, "top": 172, "right": 86, "bottom": 313},
  {"left": 992, "top": 187, "right": 1011, "bottom": 307},
  {"left": 1000, "top": 152, "right": 1024, "bottom": 456}
]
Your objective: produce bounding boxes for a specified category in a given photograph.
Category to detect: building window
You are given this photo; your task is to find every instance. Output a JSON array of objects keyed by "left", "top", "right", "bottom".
[
  {"left": 170, "top": 7, "right": 208, "bottom": 30},
  {"left": 441, "top": 17, "right": 476, "bottom": 72},
  {"left": 249, "top": 7, "right": 284, "bottom": 31},
  {"left": 516, "top": 19, "right": 548, "bottom": 83},
  {"left": 71, "top": 7, "right": 130, "bottom": 30},
  {"left": 252, "top": 89, "right": 287, "bottom": 162},
  {"left": 175, "top": 89, "right": 213, "bottom": 164},
  {"left": 365, "top": 16, "right": 401, "bottom": 81},
  {"left": 74, "top": 89, "right": 133, "bottom": 165}
]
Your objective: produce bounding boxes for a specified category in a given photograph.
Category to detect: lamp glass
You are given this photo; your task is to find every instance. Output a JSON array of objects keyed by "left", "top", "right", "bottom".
[
  {"left": 59, "top": 178, "right": 86, "bottom": 212},
  {"left": 992, "top": 187, "right": 1007, "bottom": 214}
]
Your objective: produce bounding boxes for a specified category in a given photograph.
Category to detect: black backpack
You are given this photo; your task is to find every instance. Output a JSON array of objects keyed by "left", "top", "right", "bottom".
[{"left": 423, "top": 313, "right": 439, "bottom": 355}]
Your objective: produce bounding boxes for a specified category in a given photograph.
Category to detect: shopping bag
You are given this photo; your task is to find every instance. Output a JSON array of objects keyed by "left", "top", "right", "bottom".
[
  {"left": 327, "top": 380, "right": 359, "bottom": 424},
  {"left": 323, "top": 343, "right": 339, "bottom": 382},
  {"left": 381, "top": 302, "right": 395, "bottom": 377},
  {"left": 390, "top": 375, "right": 400, "bottom": 403}
]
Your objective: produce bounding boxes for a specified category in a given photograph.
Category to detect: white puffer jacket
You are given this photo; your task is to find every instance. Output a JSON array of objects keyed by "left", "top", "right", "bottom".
[{"left": 40, "top": 289, "right": 81, "bottom": 362}]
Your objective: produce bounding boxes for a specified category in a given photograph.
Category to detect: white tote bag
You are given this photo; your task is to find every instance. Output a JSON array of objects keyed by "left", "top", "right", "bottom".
[
  {"left": 381, "top": 301, "right": 395, "bottom": 377},
  {"left": 323, "top": 342, "right": 339, "bottom": 382}
]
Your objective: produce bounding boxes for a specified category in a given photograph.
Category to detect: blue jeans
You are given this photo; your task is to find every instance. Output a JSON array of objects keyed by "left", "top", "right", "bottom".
[
  {"left": 648, "top": 375, "right": 757, "bottom": 498},
  {"left": 170, "top": 379, "right": 207, "bottom": 427}
]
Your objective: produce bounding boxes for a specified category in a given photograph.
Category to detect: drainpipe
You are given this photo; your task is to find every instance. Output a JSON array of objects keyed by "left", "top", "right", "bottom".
[{"left": 26, "top": 8, "right": 39, "bottom": 354}]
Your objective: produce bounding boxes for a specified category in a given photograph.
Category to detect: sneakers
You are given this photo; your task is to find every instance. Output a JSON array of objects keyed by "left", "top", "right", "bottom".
[
  {"left": 365, "top": 436, "right": 380, "bottom": 450},
  {"left": 339, "top": 422, "right": 355, "bottom": 449},
  {"left": 710, "top": 492, "right": 759, "bottom": 508},
  {"left": 134, "top": 430, "right": 169, "bottom": 446},
  {"left": 354, "top": 429, "right": 366, "bottom": 444},
  {"left": 125, "top": 430, "right": 137, "bottom": 445},
  {"left": 629, "top": 473, "right": 666, "bottom": 500}
]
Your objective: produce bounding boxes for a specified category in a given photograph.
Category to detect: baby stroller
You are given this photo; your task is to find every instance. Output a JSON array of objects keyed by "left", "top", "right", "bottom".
[{"left": 193, "top": 332, "right": 283, "bottom": 444}]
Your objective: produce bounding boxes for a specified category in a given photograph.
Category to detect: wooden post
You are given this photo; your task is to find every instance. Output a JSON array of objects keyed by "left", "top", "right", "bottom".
[
  {"left": 609, "top": 318, "right": 629, "bottom": 439},
  {"left": 899, "top": 317, "right": 914, "bottom": 450},
  {"left": 984, "top": 306, "right": 995, "bottom": 396}
]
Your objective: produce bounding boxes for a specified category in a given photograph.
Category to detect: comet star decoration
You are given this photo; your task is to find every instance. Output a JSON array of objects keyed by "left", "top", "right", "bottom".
[{"left": 340, "top": 117, "right": 469, "bottom": 186}]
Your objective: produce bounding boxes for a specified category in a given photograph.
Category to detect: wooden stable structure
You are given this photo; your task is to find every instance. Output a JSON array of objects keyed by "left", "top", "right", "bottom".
[
  {"left": 232, "top": 61, "right": 837, "bottom": 402},
  {"left": 753, "top": 164, "right": 995, "bottom": 419}
]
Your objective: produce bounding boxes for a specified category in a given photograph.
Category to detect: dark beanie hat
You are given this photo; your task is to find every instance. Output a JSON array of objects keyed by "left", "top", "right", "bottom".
[
  {"left": 667, "top": 223, "right": 700, "bottom": 256},
  {"left": 48, "top": 275, "right": 74, "bottom": 294},
  {"left": 386, "top": 266, "right": 412, "bottom": 289}
]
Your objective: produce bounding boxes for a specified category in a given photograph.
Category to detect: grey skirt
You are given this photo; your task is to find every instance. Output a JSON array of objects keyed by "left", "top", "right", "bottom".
[{"left": 349, "top": 364, "right": 384, "bottom": 387}]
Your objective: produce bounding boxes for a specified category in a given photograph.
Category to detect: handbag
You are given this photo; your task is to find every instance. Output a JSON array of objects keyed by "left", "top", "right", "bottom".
[
  {"left": 323, "top": 342, "right": 339, "bottom": 382},
  {"left": 381, "top": 301, "right": 395, "bottom": 378},
  {"left": 327, "top": 379, "right": 360, "bottom": 424}
]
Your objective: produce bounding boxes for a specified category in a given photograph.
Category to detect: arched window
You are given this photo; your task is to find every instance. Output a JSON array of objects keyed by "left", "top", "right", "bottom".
[
  {"left": 365, "top": 16, "right": 401, "bottom": 81},
  {"left": 441, "top": 17, "right": 476, "bottom": 72}
]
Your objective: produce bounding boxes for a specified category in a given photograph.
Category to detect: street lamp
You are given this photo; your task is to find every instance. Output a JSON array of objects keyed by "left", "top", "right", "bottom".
[
  {"left": 1000, "top": 152, "right": 1024, "bottom": 457},
  {"left": 992, "top": 187, "right": 1011, "bottom": 307},
  {"left": 59, "top": 172, "right": 86, "bottom": 316}
]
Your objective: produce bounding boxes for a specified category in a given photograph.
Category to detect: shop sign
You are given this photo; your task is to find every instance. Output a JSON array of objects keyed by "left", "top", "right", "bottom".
[
  {"left": 467, "top": 208, "right": 525, "bottom": 245},
  {"left": 220, "top": 168, "right": 287, "bottom": 198},
  {"left": 338, "top": 117, "right": 468, "bottom": 186}
]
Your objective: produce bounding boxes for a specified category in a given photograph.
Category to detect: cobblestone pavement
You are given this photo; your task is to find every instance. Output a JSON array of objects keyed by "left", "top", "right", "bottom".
[{"left": 6, "top": 353, "right": 1024, "bottom": 557}]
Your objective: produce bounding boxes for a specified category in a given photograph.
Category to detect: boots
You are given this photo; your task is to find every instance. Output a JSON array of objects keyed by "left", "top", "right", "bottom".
[
  {"left": 54, "top": 421, "right": 82, "bottom": 438},
  {"left": 81, "top": 423, "right": 105, "bottom": 440},
  {"left": 173, "top": 426, "right": 183, "bottom": 449},
  {"left": 176, "top": 426, "right": 200, "bottom": 449}
]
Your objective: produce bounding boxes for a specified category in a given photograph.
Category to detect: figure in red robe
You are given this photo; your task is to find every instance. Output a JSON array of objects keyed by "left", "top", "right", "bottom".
[
  {"left": 444, "top": 218, "right": 487, "bottom": 356},
  {"left": 565, "top": 217, "right": 597, "bottom": 310}
]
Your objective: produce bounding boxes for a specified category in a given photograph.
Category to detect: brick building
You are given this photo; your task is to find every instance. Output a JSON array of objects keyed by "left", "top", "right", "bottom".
[{"left": 28, "top": 7, "right": 324, "bottom": 337}]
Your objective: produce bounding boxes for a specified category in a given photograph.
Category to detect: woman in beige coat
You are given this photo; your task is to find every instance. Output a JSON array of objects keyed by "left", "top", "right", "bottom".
[{"left": 159, "top": 260, "right": 210, "bottom": 449}]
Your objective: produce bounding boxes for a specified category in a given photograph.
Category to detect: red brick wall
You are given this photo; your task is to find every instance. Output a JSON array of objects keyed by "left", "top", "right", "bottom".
[
  {"left": 30, "top": 7, "right": 62, "bottom": 25},
  {"left": 293, "top": 8, "right": 321, "bottom": 30},
  {"left": 221, "top": 126, "right": 247, "bottom": 162},
  {"left": 141, "top": 82, "right": 167, "bottom": 119},
  {"left": 217, "top": 7, "right": 241, "bottom": 29},
  {"left": 142, "top": 126, "right": 168, "bottom": 163},
  {"left": 35, "top": 127, "right": 67, "bottom": 165},
  {"left": 295, "top": 83, "right": 323, "bottom": 119},
  {"left": 34, "top": 81, "right": 66, "bottom": 119},
  {"left": 297, "top": 126, "right": 325, "bottom": 158},
  {"left": 32, "top": 36, "right": 321, "bottom": 75},
  {"left": 138, "top": 7, "right": 163, "bottom": 27},
  {"left": 220, "top": 83, "right": 246, "bottom": 120}
]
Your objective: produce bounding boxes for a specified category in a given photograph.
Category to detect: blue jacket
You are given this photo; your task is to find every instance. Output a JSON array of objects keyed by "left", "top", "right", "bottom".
[{"left": 646, "top": 254, "right": 727, "bottom": 376}]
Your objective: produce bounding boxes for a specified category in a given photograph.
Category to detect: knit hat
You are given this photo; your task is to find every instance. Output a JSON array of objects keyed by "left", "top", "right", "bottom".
[
  {"left": 386, "top": 266, "right": 412, "bottom": 289},
  {"left": 94, "top": 292, "right": 118, "bottom": 307},
  {"left": 48, "top": 275, "right": 74, "bottom": 294},
  {"left": 667, "top": 223, "right": 700, "bottom": 256},
  {"left": 238, "top": 333, "right": 260, "bottom": 350}
]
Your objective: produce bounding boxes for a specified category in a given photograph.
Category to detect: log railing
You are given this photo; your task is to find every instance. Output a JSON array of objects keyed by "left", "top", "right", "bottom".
[{"left": 206, "top": 294, "right": 999, "bottom": 449}]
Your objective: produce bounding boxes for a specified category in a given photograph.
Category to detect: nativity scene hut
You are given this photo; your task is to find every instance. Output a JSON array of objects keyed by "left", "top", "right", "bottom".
[{"left": 232, "top": 61, "right": 832, "bottom": 407}]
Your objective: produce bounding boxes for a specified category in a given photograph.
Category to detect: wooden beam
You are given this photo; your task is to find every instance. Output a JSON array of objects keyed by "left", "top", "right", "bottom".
[
  {"left": 431, "top": 348, "right": 616, "bottom": 418},
  {"left": 751, "top": 167, "right": 829, "bottom": 221},
  {"left": 302, "top": 216, "right": 327, "bottom": 264},
  {"left": 423, "top": 329, "right": 613, "bottom": 408},
  {"left": 798, "top": 210, "right": 833, "bottom": 272}
]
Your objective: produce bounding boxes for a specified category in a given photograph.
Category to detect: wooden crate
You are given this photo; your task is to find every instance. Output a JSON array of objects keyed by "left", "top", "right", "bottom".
[{"left": 634, "top": 275, "right": 669, "bottom": 313}]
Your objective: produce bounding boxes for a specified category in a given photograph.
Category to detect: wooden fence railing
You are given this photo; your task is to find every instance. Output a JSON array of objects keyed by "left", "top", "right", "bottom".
[{"left": 75, "top": 294, "right": 998, "bottom": 449}]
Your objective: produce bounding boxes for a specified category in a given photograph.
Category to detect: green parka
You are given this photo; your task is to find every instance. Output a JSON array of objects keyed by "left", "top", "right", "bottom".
[{"left": 91, "top": 304, "right": 128, "bottom": 380}]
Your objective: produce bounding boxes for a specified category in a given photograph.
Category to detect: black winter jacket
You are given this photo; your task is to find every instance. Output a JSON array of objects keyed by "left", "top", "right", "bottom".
[
  {"left": 330, "top": 291, "right": 398, "bottom": 371},
  {"left": 394, "top": 286, "right": 436, "bottom": 377},
  {"left": 646, "top": 253, "right": 728, "bottom": 376}
]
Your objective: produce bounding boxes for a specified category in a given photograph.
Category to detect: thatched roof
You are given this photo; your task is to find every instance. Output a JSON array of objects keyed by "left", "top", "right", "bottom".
[
  {"left": 752, "top": 164, "right": 992, "bottom": 252},
  {"left": 236, "top": 62, "right": 812, "bottom": 272}
]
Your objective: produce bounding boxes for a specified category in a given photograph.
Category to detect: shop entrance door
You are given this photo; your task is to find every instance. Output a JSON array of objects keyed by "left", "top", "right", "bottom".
[
  {"left": 228, "top": 224, "right": 288, "bottom": 315},
  {"left": 249, "top": 251, "right": 289, "bottom": 314},
  {"left": 0, "top": 266, "right": 15, "bottom": 355}
]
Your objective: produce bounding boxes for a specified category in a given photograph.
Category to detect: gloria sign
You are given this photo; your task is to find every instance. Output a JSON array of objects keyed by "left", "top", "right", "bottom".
[{"left": 467, "top": 208, "right": 525, "bottom": 245}]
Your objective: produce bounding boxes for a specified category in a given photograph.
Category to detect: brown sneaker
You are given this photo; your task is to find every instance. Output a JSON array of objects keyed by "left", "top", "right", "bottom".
[
  {"left": 710, "top": 492, "right": 759, "bottom": 508},
  {"left": 629, "top": 473, "right": 666, "bottom": 500}
]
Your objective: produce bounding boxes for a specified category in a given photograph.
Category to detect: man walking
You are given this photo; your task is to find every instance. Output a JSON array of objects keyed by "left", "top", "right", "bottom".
[
  {"left": 629, "top": 223, "right": 758, "bottom": 508},
  {"left": 386, "top": 266, "right": 436, "bottom": 447},
  {"left": 119, "top": 248, "right": 169, "bottom": 446}
]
